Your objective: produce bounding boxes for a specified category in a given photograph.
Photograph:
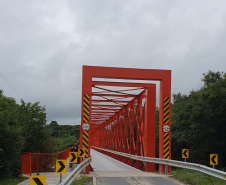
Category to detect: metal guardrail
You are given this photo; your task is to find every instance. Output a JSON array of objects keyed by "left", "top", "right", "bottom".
[
  {"left": 59, "top": 157, "right": 92, "bottom": 185},
  {"left": 92, "top": 146, "right": 226, "bottom": 181}
]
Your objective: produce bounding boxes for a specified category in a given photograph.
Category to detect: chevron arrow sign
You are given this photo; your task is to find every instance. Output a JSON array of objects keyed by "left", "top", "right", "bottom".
[
  {"left": 69, "top": 152, "right": 78, "bottom": 163},
  {"left": 56, "top": 160, "right": 67, "bottom": 174},
  {"left": 30, "top": 176, "right": 45, "bottom": 185}
]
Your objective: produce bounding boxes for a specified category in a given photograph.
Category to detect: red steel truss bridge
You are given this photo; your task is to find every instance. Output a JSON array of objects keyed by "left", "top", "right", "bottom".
[{"left": 79, "top": 66, "right": 171, "bottom": 174}]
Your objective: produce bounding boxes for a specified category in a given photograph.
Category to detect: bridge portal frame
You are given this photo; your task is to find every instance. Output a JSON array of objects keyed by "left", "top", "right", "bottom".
[{"left": 80, "top": 66, "right": 171, "bottom": 174}]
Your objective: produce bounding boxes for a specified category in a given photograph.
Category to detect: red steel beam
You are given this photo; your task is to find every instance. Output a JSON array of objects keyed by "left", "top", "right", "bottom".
[
  {"left": 92, "top": 100, "right": 129, "bottom": 103},
  {"left": 92, "top": 108, "right": 120, "bottom": 111},
  {"left": 93, "top": 86, "right": 136, "bottom": 96},
  {"left": 92, "top": 110, "right": 120, "bottom": 113},
  {"left": 92, "top": 81, "right": 156, "bottom": 87},
  {"left": 92, "top": 113, "right": 114, "bottom": 116},
  {"left": 91, "top": 115, "right": 112, "bottom": 117},
  {"left": 91, "top": 120, "right": 107, "bottom": 121},
  {"left": 92, "top": 104, "right": 124, "bottom": 107},
  {"left": 92, "top": 93, "right": 136, "bottom": 98}
]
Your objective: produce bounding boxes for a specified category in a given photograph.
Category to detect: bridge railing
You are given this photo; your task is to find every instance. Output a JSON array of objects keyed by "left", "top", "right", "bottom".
[
  {"left": 92, "top": 146, "right": 226, "bottom": 181},
  {"left": 21, "top": 147, "right": 72, "bottom": 176}
]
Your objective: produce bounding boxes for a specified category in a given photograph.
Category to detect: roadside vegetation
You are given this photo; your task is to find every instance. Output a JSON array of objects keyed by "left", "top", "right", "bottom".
[
  {"left": 45, "top": 121, "right": 80, "bottom": 153},
  {"left": 0, "top": 177, "right": 26, "bottom": 185},
  {"left": 71, "top": 175, "right": 89, "bottom": 185},
  {"left": 171, "top": 168, "right": 226, "bottom": 185},
  {"left": 0, "top": 90, "right": 80, "bottom": 183},
  {"left": 170, "top": 71, "right": 226, "bottom": 168}
]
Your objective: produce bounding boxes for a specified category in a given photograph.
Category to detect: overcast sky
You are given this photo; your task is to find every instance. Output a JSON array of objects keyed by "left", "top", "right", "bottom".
[{"left": 0, "top": 0, "right": 226, "bottom": 125}]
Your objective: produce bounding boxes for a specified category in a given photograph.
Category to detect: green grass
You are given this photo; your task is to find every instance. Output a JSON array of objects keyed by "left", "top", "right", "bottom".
[
  {"left": 71, "top": 175, "right": 89, "bottom": 185},
  {"left": 171, "top": 168, "right": 226, "bottom": 185},
  {"left": 0, "top": 177, "right": 26, "bottom": 185}
]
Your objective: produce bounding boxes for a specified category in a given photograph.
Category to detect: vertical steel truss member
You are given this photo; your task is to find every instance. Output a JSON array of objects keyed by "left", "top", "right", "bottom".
[{"left": 80, "top": 66, "right": 171, "bottom": 174}]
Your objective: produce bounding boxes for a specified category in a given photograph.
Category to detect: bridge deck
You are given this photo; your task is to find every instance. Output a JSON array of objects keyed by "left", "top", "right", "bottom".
[
  {"left": 90, "top": 149, "right": 140, "bottom": 172},
  {"left": 89, "top": 149, "right": 183, "bottom": 185}
]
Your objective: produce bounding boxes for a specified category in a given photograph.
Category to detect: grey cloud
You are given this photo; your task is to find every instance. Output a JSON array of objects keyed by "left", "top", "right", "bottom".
[{"left": 0, "top": 0, "right": 226, "bottom": 124}]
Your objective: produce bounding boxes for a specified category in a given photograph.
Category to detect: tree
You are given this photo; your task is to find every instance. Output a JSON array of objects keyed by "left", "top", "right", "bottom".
[
  {"left": 0, "top": 91, "right": 24, "bottom": 179},
  {"left": 18, "top": 100, "right": 47, "bottom": 153},
  {"left": 202, "top": 70, "right": 225, "bottom": 86},
  {"left": 54, "top": 136, "right": 78, "bottom": 153}
]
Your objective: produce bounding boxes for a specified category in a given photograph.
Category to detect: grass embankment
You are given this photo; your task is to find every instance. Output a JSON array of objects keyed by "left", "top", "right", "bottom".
[
  {"left": 71, "top": 175, "right": 89, "bottom": 185},
  {"left": 0, "top": 177, "right": 26, "bottom": 185},
  {"left": 171, "top": 169, "right": 226, "bottom": 185}
]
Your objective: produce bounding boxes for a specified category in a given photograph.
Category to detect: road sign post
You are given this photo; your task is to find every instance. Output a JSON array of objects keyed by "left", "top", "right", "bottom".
[
  {"left": 56, "top": 159, "right": 67, "bottom": 183},
  {"left": 210, "top": 154, "right": 218, "bottom": 168},
  {"left": 182, "top": 149, "right": 189, "bottom": 162},
  {"left": 60, "top": 174, "right": 62, "bottom": 183}
]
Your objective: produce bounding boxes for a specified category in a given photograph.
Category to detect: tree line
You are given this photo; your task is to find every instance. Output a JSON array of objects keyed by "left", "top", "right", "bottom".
[
  {"left": 45, "top": 121, "right": 80, "bottom": 153},
  {"left": 170, "top": 71, "right": 226, "bottom": 168}
]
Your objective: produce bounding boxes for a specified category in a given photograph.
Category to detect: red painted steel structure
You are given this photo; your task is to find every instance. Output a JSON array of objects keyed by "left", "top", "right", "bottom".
[
  {"left": 21, "top": 147, "right": 71, "bottom": 176},
  {"left": 79, "top": 66, "right": 171, "bottom": 174}
]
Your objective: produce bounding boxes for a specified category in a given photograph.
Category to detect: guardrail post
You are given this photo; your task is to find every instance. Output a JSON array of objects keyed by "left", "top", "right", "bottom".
[{"left": 165, "top": 164, "right": 168, "bottom": 174}]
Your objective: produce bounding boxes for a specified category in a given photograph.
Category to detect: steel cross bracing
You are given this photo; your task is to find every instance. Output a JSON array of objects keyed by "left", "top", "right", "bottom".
[{"left": 90, "top": 82, "right": 156, "bottom": 171}]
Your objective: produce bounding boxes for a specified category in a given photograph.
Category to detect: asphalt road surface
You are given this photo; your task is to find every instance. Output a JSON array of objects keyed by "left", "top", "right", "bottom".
[{"left": 90, "top": 149, "right": 184, "bottom": 185}]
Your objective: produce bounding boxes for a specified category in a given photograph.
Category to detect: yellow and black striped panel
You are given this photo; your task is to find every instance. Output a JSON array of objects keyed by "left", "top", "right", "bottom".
[
  {"left": 163, "top": 133, "right": 169, "bottom": 159},
  {"left": 83, "top": 94, "right": 90, "bottom": 123},
  {"left": 82, "top": 131, "right": 89, "bottom": 158},
  {"left": 163, "top": 97, "right": 169, "bottom": 125}
]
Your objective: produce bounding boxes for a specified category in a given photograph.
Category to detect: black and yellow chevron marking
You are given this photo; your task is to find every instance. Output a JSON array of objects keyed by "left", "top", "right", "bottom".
[
  {"left": 82, "top": 131, "right": 89, "bottom": 158},
  {"left": 163, "top": 133, "right": 169, "bottom": 159},
  {"left": 163, "top": 97, "right": 169, "bottom": 125},
  {"left": 83, "top": 94, "right": 90, "bottom": 123}
]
